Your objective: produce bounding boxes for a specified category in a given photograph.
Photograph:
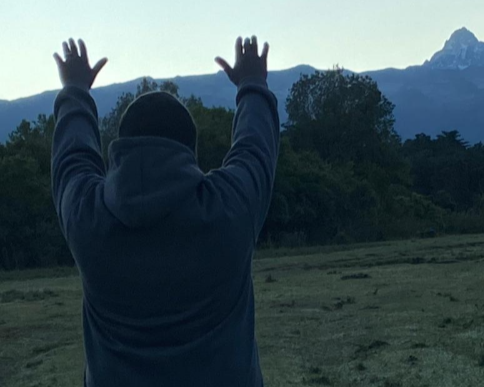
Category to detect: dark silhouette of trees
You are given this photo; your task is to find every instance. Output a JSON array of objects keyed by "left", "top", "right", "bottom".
[
  {"left": 0, "top": 116, "right": 69, "bottom": 269},
  {"left": 3, "top": 73, "right": 484, "bottom": 270}
]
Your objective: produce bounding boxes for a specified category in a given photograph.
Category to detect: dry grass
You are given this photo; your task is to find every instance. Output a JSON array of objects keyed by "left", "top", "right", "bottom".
[{"left": 2, "top": 234, "right": 484, "bottom": 386}]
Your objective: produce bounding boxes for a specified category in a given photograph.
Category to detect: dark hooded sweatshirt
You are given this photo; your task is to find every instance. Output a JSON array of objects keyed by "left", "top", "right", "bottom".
[{"left": 51, "top": 77, "right": 280, "bottom": 387}]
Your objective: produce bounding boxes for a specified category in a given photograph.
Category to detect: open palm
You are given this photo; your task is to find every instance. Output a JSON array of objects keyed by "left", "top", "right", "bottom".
[
  {"left": 54, "top": 38, "right": 107, "bottom": 91},
  {"left": 215, "top": 36, "right": 269, "bottom": 86}
]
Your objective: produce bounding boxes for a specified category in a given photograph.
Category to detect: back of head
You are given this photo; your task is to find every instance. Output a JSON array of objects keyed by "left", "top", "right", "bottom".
[{"left": 118, "top": 91, "right": 198, "bottom": 158}]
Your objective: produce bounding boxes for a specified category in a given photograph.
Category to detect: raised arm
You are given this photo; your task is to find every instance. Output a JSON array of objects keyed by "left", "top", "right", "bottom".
[
  {"left": 214, "top": 36, "right": 280, "bottom": 243},
  {"left": 51, "top": 39, "right": 108, "bottom": 236}
]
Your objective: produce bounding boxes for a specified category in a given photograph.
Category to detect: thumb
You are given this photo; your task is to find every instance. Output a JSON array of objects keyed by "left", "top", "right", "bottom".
[
  {"left": 92, "top": 57, "right": 108, "bottom": 78},
  {"left": 215, "top": 57, "right": 233, "bottom": 77},
  {"left": 53, "top": 53, "right": 64, "bottom": 68}
]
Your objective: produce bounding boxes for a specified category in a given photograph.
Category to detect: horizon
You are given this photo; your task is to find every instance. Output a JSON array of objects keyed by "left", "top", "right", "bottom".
[
  {"left": 0, "top": 63, "right": 407, "bottom": 102},
  {"left": 0, "top": 26, "right": 481, "bottom": 103},
  {"left": 1, "top": 0, "right": 484, "bottom": 101}
]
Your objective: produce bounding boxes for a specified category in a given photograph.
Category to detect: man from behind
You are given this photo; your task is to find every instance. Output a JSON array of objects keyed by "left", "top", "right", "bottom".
[{"left": 52, "top": 36, "right": 280, "bottom": 386}]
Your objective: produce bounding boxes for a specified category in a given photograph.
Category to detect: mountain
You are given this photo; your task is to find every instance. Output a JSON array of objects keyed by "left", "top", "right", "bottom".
[
  {"left": 0, "top": 65, "right": 315, "bottom": 142},
  {"left": 424, "top": 28, "right": 484, "bottom": 70},
  {"left": 1, "top": 29, "right": 484, "bottom": 144},
  {"left": 364, "top": 65, "right": 484, "bottom": 142}
]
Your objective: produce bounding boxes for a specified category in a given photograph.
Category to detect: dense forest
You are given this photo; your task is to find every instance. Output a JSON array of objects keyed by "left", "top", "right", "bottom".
[{"left": 1, "top": 69, "right": 484, "bottom": 270}]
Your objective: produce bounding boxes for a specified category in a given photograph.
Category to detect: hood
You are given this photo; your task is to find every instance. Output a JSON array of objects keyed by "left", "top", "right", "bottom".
[{"left": 104, "top": 136, "right": 204, "bottom": 228}]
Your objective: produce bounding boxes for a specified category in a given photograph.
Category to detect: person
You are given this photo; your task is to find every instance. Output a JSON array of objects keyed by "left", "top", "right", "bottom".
[{"left": 52, "top": 36, "right": 280, "bottom": 387}]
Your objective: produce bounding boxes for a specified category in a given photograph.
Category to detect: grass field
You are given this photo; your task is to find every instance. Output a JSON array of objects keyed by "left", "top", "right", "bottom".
[{"left": 2, "top": 234, "right": 484, "bottom": 386}]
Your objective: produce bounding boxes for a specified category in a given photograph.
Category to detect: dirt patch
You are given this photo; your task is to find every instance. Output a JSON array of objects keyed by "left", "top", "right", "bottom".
[
  {"left": 436, "top": 292, "right": 459, "bottom": 302},
  {"left": 354, "top": 340, "right": 390, "bottom": 357},
  {"left": 265, "top": 274, "right": 277, "bottom": 283},
  {"left": 303, "top": 375, "right": 332, "bottom": 385},
  {"left": 32, "top": 341, "right": 73, "bottom": 355},
  {"left": 332, "top": 297, "right": 356, "bottom": 310},
  {"left": 1, "top": 289, "right": 59, "bottom": 303},
  {"left": 408, "top": 257, "right": 426, "bottom": 264},
  {"left": 341, "top": 273, "right": 371, "bottom": 280}
]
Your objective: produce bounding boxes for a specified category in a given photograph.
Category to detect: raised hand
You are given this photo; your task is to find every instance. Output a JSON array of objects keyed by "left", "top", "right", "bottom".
[
  {"left": 53, "top": 38, "right": 108, "bottom": 91},
  {"left": 215, "top": 36, "right": 269, "bottom": 86}
]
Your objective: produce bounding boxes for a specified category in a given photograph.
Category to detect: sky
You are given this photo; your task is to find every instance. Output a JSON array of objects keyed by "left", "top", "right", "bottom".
[{"left": 0, "top": 0, "right": 483, "bottom": 100}]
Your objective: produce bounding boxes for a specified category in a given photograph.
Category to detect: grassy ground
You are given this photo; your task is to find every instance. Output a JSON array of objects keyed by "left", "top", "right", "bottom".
[{"left": 2, "top": 234, "right": 484, "bottom": 386}]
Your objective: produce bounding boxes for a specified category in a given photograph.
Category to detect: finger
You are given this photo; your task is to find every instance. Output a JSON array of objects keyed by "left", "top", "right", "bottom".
[
  {"left": 62, "top": 42, "right": 70, "bottom": 58},
  {"left": 215, "top": 57, "right": 233, "bottom": 75},
  {"left": 243, "top": 37, "right": 251, "bottom": 54},
  {"left": 251, "top": 35, "right": 258, "bottom": 56},
  {"left": 235, "top": 37, "right": 243, "bottom": 62},
  {"left": 261, "top": 43, "right": 269, "bottom": 71},
  {"left": 92, "top": 58, "right": 108, "bottom": 77},
  {"left": 53, "top": 53, "right": 64, "bottom": 67},
  {"left": 78, "top": 39, "right": 88, "bottom": 62},
  {"left": 261, "top": 42, "right": 269, "bottom": 63},
  {"left": 68, "top": 38, "right": 79, "bottom": 57}
]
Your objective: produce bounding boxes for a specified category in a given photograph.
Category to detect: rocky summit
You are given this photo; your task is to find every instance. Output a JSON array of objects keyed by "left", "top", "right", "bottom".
[{"left": 424, "top": 27, "right": 484, "bottom": 70}]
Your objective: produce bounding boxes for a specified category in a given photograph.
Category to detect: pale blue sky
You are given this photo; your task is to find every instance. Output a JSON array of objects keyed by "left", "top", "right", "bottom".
[{"left": 0, "top": 0, "right": 483, "bottom": 100}]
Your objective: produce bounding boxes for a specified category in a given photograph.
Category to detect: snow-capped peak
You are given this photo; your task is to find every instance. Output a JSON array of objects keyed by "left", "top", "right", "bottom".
[{"left": 424, "top": 28, "right": 484, "bottom": 70}]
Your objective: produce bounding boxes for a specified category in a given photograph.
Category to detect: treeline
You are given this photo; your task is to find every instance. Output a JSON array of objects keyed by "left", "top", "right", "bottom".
[{"left": 1, "top": 70, "right": 484, "bottom": 270}]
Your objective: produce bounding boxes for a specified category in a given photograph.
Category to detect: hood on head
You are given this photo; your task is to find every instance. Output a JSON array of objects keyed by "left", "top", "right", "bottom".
[
  {"left": 104, "top": 136, "right": 204, "bottom": 228},
  {"left": 118, "top": 91, "right": 198, "bottom": 158}
]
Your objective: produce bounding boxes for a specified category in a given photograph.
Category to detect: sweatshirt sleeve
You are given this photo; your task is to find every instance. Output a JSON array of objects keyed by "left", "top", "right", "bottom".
[
  {"left": 210, "top": 77, "right": 280, "bottom": 243},
  {"left": 51, "top": 86, "right": 106, "bottom": 237}
]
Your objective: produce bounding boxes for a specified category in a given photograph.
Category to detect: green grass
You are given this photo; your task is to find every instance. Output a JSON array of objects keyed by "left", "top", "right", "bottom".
[{"left": 2, "top": 234, "right": 484, "bottom": 386}]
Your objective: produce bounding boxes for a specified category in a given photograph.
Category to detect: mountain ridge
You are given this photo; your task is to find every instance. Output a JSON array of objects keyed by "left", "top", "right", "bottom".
[
  {"left": 424, "top": 27, "right": 484, "bottom": 69},
  {"left": 1, "top": 29, "right": 484, "bottom": 143}
]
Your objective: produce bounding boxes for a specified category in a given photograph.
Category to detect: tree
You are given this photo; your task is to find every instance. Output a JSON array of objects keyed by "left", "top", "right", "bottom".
[
  {"left": 283, "top": 68, "right": 412, "bottom": 233},
  {"left": 184, "top": 95, "right": 233, "bottom": 173},
  {"left": 284, "top": 68, "right": 409, "bottom": 195},
  {"left": 261, "top": 136, "right": 380, "bottom": 246},
  {"left": 0, "top": 116, "right": 70, "bottom": 269},
  {"left": 403, "top": 130, "right": 482, "bottom": 211},
  {"left": 6, "top": 115, "right": 54, "bottom": 174},
  {"left": 285, "top": 68, "right": 399, "bottom": 162}
]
